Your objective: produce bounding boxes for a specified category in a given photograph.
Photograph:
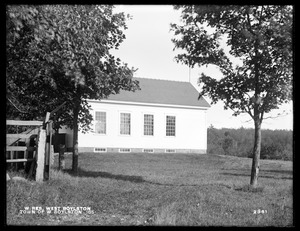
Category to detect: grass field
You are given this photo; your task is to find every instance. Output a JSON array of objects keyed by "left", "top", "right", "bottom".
[{"left": 6, "top": 153, "right": 293, "bottom": 226}]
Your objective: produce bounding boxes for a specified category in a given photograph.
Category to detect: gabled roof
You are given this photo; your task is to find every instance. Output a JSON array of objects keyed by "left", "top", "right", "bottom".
[{"left": 105, "top": 77, "right": 210, "bottom": 108}]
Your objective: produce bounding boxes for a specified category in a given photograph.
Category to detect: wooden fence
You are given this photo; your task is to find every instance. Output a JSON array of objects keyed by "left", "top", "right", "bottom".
[
  {"left": 6, "top": 102, "right": 66, "bottom": 182},
  {"left": 6, "top": 118, "right": 53, "bottom": 182},
  {"left": 6, "top": 120, "right": 42, "bottom": 164}
]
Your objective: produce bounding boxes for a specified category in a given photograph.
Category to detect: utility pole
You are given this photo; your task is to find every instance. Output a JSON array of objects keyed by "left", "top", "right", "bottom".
[{"left": 188, "top": 65, "right": 191, "bottom": 83}]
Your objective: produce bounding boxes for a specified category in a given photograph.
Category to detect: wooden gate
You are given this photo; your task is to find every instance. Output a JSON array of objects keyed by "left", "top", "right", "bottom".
[
  {"left": 6, "top": 120, "right": 42, "bottom": 164},
  {"left": 6, "top": 119, "right": 53, "bottom": 182},
  {"left": 6, "top": 102, "right": 65, "bottom": 182}
]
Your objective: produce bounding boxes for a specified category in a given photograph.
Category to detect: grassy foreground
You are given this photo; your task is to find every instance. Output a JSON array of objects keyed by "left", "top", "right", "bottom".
[{"left": 7, "top": 153, "right": 293, "bottom": 226}]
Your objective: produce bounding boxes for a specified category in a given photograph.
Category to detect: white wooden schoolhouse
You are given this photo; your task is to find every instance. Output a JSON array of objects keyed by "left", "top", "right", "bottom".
[{"left": 60, "top": 77, "right": 210, "bottom": 154}]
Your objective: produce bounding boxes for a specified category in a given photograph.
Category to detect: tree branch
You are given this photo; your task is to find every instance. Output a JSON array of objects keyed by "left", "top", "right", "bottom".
[
  {"left": 228, "top": 106, "right": 250, "bottom": 117},
  {"left": 246, "top": 7, "right": 256, "bottom": 36},
  {"left": 244, "top": 92, "right": 251, "bottom": 99},
  {"left": 7, "top": 97, "right": 30, "bottom": 114},
  {"left": 245, "top": 105, "right": 254, "bottom": 119},
  {"left": 243, "top": 91, "right": 254, "bottom": 119},
  {"left": 260, "top": 110, "right": 264, "bottom": 123},
  {"left": 260, "top": 73, "right": 282, "bottom": 112},
  {"left": 242, "top": 117, "right": 253, "bottom": 124},
  {"left": 263, "top": 110, "right": 290, "bottom": 120},
  {"left": 258, "top": 5, "right": 265, "bottom": 26}
]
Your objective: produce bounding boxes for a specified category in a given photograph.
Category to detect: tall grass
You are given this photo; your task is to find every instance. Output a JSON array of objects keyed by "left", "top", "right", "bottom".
[
  {"left": 6, "top": 153, "right": 293, "bottom": 226},
  {"left": 154, "top": 202, "right": 177, "bottom": 225}
]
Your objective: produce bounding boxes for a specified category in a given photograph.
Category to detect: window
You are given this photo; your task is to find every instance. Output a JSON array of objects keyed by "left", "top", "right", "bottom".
[
  {"left": 144, "top": 114, "right": 154, "bottom": 136},
  {"left": 94, "top": 148, "right": 107, "bottom": 153},
  {"left": 119, "top": 148, "right": 131, "bottom": 153},
  {"left": 166, "top": 116, "right": 176, "bottom": 136},
  {"left": 143, "top": 149, "right": 154, "bottom": 153},
  {"left": 95, "top": 111, "right": 106, "bottom": 134},
  {"left": 165, "top": 149, "right": 176, "bottom": 153},
  {"left": 120, "top": 113, "right": 131, "bottom": 135}
]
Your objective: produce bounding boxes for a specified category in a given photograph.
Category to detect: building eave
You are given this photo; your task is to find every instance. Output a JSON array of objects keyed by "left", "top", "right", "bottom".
[{"left": 87, "top": 99, "right": 210, "bottom": 110}]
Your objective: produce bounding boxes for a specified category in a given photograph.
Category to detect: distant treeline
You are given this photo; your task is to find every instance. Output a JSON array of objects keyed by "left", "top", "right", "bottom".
[{"left": 207, "top": 126, "right": 293, "bottom": 161}]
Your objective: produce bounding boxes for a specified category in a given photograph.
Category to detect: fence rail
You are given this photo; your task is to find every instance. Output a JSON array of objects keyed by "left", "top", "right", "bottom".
[
  {"left": 6, "top": 120, "right": 43, "bottom": 126},
  {"left": 6, "top": 146, "right": 36, "bottom": 152},
  {"left": 7, "top": 159, "right": 34, "bottom": 163},
  {"left": 6, "top": 120, "right": 41, "bottom": 168},
  {"left": 7, "top": 103, "right": 65, "bottom": 182},
  {"left": 6, "top": 133, "right": 34, "bottom": 139}
]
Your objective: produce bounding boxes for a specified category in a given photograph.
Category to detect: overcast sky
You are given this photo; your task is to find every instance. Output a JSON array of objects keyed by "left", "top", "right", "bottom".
[{"left": 111, "top": 5, "right": 293, "bottom": 131}]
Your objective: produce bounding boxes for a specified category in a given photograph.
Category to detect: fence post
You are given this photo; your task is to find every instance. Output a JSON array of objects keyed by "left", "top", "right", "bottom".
[
  {"left": 49, "top": 121, "right": 54, "bottom": 167},
  {"left": 50, "top": 143, "right": 54, "bottom": 166},
  {"left": 35, "top": 128, "right": 46, "bottom": 182},
  {"left": 44, "top": 120, "right": 54, "bottom": 180},
  {"left": 7, "top": 173, "right": 10, "bottom": 181}
]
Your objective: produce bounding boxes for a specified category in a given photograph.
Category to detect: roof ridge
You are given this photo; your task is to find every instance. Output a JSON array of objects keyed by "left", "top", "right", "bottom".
[
  {"left": 133, "top": 76, "right": 189, "bottom": 83},
  {"left": 104, "top": 76, "right": 211, "bottom": 108}
]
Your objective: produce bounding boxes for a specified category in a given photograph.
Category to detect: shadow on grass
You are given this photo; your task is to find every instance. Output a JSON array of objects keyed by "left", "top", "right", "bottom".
[
  {"left": 261, "top": 169, "right": 293, "bottom": 175},
  {"left": 222, "top": 168, "right": 292, "bottom": 175},
  {"left": 234, "top": 184, "right": 264, "bottom": 193},
  {"left": 65, "top": 168, "right": 146, "bottom": 183},
  {"left": 64, "top": 168, "right": 201, "bottom": 187},
  {"left": 222, "top": 172, "right": 292, "bottom": 180}
]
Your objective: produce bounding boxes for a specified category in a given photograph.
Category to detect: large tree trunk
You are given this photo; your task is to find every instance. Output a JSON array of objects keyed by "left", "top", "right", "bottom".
[
  {"left": 250, "top": 118, "right": 262, "bottom": 187},
  {"left": 72, "top": 105, "right": 79, "bottom": 174},
  {"left": 250, "top": 41, "right": 262, "bottom": 188}
]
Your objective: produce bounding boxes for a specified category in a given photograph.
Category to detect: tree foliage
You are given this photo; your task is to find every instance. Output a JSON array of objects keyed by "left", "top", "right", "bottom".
[
  {"left": 7, "top": 5, "right": 139, "bottom": 130},
  {"left": 171, "top": 5, "right": 293, "bottom": 186},
  {"left": 6, "top": 5, "right": 140, "bottom": 172},
  {"left": 171, "top": 5, "right": 292, "bottom": 118}
]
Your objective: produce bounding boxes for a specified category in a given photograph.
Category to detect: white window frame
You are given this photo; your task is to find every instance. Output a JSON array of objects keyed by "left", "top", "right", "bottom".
[
  {"left": 143, "top": 149, "right": 154, "bottom": 153},
  {"left": 165, "top": 114, "right": 176, "bottom": 137},
  {"left": 119, "top": 148, "right": 131, "bottom": 153},
  {"left": 143, "top": 113, "right": 154, "bottom": 136},
  {"left": 119, "top": 111, "right": 131, "bottom": 136},
  {"left": 94, "top": 110, "right": 107, "bottom": 135},
  {"left": 94, "top": 148, "right": 107, "bottom": 153},
  {"left": 165, "top": 149, "right": 176, "bottom": 153}
]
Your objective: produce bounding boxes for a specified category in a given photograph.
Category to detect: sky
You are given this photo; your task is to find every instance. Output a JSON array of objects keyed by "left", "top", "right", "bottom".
[{"left": 111, "top": 5, "right": 293, "bottom": 131}]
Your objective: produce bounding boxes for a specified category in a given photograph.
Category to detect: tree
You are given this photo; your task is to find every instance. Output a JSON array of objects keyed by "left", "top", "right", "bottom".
[
  {"left": 6, "top": 5, "right": 52, "bottom": 119},
  {"left": 6, "top": 5, "right": 140, "bottom": 173},
  {"left": 171, "top": 5, "right": 292, "bottom": 187}
]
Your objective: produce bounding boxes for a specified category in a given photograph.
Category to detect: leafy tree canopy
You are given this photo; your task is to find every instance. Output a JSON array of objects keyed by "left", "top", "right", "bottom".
[
  {"left": 171, "top": 5, "right": 292, "bottom": 121},
  {"left": 7, "top": 5, "right": 139, "bottom": 132},
  {"left": 171, "top": 5, "right": 293, "bottom": 186}
]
